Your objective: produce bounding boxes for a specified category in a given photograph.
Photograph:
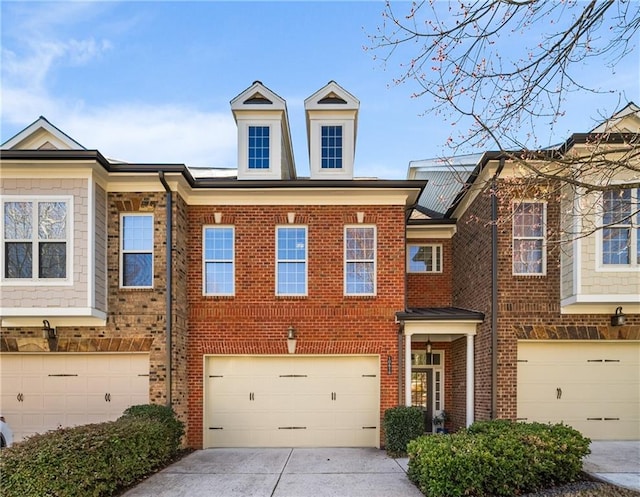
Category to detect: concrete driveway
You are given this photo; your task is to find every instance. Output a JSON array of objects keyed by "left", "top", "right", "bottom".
[
  {"left": 583, "top": 441, "right": 640, "bottom": 492},
  {"left": 120, "top": 447, "right": 423, "bottom": 497}
]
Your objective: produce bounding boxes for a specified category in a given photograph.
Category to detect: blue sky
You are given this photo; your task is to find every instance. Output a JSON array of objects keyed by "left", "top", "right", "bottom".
[{"left": 2, "top": 1, "right": 639, "bottom": 179}]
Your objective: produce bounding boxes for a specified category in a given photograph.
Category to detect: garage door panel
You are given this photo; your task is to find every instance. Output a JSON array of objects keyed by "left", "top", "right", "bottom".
[
  {"left": 205, "top": 355, "right": 380, "bottom": 448},
  {"left": 0, "top": 353, "right": 150, "bottom": 443},
  {"left": 517, "top": 342, "right": 639, "bottom": 441}
]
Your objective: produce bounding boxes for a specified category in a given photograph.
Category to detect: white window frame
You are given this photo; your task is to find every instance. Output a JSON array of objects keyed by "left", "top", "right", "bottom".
[
  {"left": 512, "top": 201, "right": 547, "bottom": 276},
  {"left": 320, "top": 124, "right": 343, "bottom": 170},
  {"left": 275, "top": 225, "right": 308, "bottom": 296},
  {"left": 597, "top": 187, "right": 640, "bottom": 270},
  {"left": 247, "top": 125, "right": 271, "bottom": 170},
  {"left": 1, "top": 195, "right": 73, "bottom": 285},
  {"left": 203, "top": 225, "right": 235, "bottom": 296},
  {"left": 407, "top": 244, "right": 443, "bottom": 273},
  {"left": 120, "top": 213, "right": 154, "bottom": 289},
  {"left": 344, "top": 225, "right": 377, "bottom": 296}
]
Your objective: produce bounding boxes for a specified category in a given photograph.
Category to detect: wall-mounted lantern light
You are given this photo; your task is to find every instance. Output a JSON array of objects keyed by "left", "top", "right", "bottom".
[
  {"left": 287, "top": 325, "right": 297, "bottom": 354},
  {"left": 611, "top": 307, "right": 626, "bottom": 327},
  {"left": 426, "top": 338, "right": 432, "bottom": 354},
  {"left": 43, "top": 320, "right": 57, "bottom": 339}
]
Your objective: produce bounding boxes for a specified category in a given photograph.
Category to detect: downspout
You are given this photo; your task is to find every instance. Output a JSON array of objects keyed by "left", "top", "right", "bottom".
[
  {"left": 491, "top": 158, "right": 505, "bottom": 419},
  {"left": 399, "top": 207, "right": 411, "bottom": 405},
  {"left": 159, "top": 171, "right": 173, "bottom": 408}
]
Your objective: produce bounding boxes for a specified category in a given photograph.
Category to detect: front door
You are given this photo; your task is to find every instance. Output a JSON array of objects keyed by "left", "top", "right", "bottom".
[{"left": 411, "top": 370, "right": 433, "bottom": 432}]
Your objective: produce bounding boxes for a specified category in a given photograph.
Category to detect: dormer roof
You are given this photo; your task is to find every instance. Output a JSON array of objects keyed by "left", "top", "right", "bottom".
[
  {"left": 590, "top": 101, "right": 640, "bottom": 133},
  {"left": 2, "top": 116, "right": 86, "bottom": 151},
  {"left": 230, "top": 80, "right": 288, "bottom": 115}
]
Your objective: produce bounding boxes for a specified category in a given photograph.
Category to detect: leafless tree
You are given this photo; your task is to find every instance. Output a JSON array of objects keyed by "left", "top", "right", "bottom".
[{"left": 370, "top": 0, "right": 640, "bottom": 245}]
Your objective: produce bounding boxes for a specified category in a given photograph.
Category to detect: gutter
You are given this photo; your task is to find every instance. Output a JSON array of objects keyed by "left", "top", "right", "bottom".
[
  {"left": 158, "top": 171, "right": 173, "bottom": 408},
  {"left": 491, "top": 158, "right": 505, "bottom": 419}
]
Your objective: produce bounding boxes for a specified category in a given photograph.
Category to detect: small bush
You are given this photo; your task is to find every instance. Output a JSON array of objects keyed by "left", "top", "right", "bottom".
[
  {"left": 0, "top": 405, "right": 185, "bottom": 497},
  {"left": 383, "top": 406, "right": 424, "bottom": 456},
  {"left": 121, "top": 403, "right": 184, "bottom": 451},
  {"left": 407, "top": 420, "right": 590, "bottom": 497}
]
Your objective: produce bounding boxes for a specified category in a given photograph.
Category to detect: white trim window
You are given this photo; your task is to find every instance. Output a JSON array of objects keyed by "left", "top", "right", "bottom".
[
  {"left": 408, "top": 244, "right": 442, "bottom": 273},
  {"left": 345, "top": 225, "right": 376, "bottom": 295},
  {"left": 321, "top": 125, "right": 343, "bottom": 169},
  {"left": 120, "top": 214, "right": 153, "bottom": 288},
  {"left": 512, "top": 201, "right": 546, "bottom": 275},
  {"left": 276, "top": 226, "right": 307, "bottom": 296},
  {"left": 601, "top": 188, "right": 639, "bottom": 266},
  {"left": 248, "top": 125, "right": 270, "bottom": 170},
  {"left": 2, "top": 198, "right": 70, "bottom": 281},
  {"left": 203, "top": 226, "right": 234, "bottom": 295}
]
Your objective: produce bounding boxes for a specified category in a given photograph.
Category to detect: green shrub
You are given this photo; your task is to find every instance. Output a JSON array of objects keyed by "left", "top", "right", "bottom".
[
  {"left": 383, "top": 406, "right": 424, "bottom": 456},
  {"left": 407, "top": 420, "right": 590, "bottom": 497},
  {"left": 121, "top": 403, "right": 184, "bottom": 451},
  {"left": 0, "top": 405, "right": 185, "bottom": 497}
]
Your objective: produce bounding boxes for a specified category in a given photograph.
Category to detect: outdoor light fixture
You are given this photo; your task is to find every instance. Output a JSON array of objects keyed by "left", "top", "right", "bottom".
[
  {"left": 43, "top": 320, "right": 57, "bottom": 339},
  {"left": 287, "top": 325, "right": 297, "bottom": 354},
  {"left": 387, "top": 355, "right": 392, "bottom": 375},
  {"left": 426, "top": 338, "right": 432, "bottom": 354},
  {"left": 611, "top": 307, "right": 626, "bottom": 327}
]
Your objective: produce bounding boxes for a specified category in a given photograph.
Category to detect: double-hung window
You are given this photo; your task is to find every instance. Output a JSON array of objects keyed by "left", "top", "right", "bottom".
[
  {"left": 602, "top": 188, "right": 639, "bottom": 266},
  {"left": 203, "top": 226, "right": 234, "bottom": 295},
  {"left": 512, "top": 201, "right": 546, "bottom": 275},
  {"left": 2, "top": 198, "right": 69, "bottom": 280},
  {"left": 276, "top": 227, "right": 307, "bottom": 295},
  {"left": 321, "top": 125, "right": 343, "bottom": 169},
  {"left": 345, "top": 226, "right": 376, "bottom": 295},
  {"left": 248, "top": 126, "right": 270, "bottom": 169},
  {"left": 408, "top": 244, "right": 442, "bottom": 273},
  {"left": 121, "top": 214, "right": 153, "bottom": 288}
]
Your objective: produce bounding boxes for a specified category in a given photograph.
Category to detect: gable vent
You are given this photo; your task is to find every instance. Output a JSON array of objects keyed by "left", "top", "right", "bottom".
[
  {"left": 243, "top": 92, "right": 273, "bottom": 105},
  {"left": 318, "top": 92, "right": 347, "bottom": 104}
]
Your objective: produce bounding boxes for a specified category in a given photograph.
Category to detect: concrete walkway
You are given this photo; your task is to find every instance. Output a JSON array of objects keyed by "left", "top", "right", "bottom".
[
  {"left": 121, "top": 442, "right": 640, "bottom": 496},
  {"left": 583, "top": 441, "right": 640, "bottom": 492},
  {"left": 120, "top": 447, "right": 423, "bottom": 497}
]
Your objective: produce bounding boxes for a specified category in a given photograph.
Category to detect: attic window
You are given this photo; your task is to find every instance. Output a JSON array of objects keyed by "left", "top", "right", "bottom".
[
  {"left": 318, "top": 92, "right": 347, "bottom": 104},
  {"left": 243, "top": 93, "right": 273, "bottom": 105}
]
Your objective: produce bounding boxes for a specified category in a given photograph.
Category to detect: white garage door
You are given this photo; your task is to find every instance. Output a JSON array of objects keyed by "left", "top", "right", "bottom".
[
  {"left": 517, "top": 341, "right": 640, "bottom": 440},
  {"left": 0, "top": 353, "right": 150, "bottom": 443},
  {"left": 204, "top": 355, "right": 380, "bottom": 448}
]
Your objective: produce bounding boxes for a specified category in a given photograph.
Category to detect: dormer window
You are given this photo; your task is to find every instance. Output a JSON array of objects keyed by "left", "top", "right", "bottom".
[
  {"left": 321, "top": 125, "right": 343, "bottom": 169},
  {"left": 248, "top": 126, "right": 270, "bottom": 170}
]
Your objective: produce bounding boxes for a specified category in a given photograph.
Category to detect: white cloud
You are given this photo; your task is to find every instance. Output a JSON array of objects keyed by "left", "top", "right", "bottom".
[{"left": 64, "top": 104, "right": 237, "bottom": 168}]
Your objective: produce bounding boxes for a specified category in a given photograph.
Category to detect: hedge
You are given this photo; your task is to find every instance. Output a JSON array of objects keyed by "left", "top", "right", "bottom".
[
  {"left": 407, "top": 420, "right": 590, "bottom": 497},
  {"left": 0, "top": 405, "right": 184, "bottom": 497},
  {"left": 383, "top": 406, "right": 424, "bottom": 456}
]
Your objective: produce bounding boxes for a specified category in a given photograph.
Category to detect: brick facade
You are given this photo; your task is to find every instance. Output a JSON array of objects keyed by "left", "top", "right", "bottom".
[
  {"left": 185, "top": 204, "right": 406, "bottom": 447},
  {"left": 407, "top": 238, "right": 452, "bottom": 308}
]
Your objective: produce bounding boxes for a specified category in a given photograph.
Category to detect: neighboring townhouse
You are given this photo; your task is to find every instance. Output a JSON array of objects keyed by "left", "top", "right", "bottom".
[
  {"left": 0, "top": 81, "right": 425, "bottom": 448},
  {"left": 407, "top": 103, "right": 640, "bottom": 440},
  {"left": 1, "top": 83, "right": 638, "bottom": 448}
]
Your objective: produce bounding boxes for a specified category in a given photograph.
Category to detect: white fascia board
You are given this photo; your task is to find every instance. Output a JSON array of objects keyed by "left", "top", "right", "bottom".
[
  {"left": 407, "top": 225, "right": 457, "bottom": 239},
  {"left": 182, "top": 187, "right": 420, "bottom": 207},
  {"left": 561, "top": 295, "right": 640, "bottom": 314},
  {"left": 1, "top": 308, "right": 107, "bottom": 327},
  {"left": 404, "top": 320, "right": 480, "bottom": 336}
]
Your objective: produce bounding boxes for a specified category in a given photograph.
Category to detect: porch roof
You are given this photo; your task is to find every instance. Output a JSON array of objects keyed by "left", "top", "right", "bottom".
[{"left": 396, "top": 307, "right": 484, "bottom": 322}]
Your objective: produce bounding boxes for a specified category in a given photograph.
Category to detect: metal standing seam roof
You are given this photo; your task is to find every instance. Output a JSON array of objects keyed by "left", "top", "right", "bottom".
[{"left": 396, "top": 307, "right": 485, "bottom": 321}]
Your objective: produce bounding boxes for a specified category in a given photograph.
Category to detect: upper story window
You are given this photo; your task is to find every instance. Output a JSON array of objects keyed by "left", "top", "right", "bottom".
[
  {"left": 345, "top": 226, "right": 376, "bottom": 295},
  {"left": 248, "top": 126, "right": 270, "bottom": 169},
  {"left": 512, "top": 201, "right": 546, "bottom": 275},
  {"left": 203, "top": 226, "right": 234, "bottom": 295},
  {"left": 120, "top": 214, "right": 153, "bottom": 288},
  {"left": 2, "top": 198, "right": 69, "bottom": 280},
  {"left": 408, "top": 244, "right": 442, "bottom": 273},
  {"left": 321, "top": 125, "right": 343, "bottom": 169},
  {"left": 602, "top": 188, "right": 639, "bottom": 266},
  {"left": 276, "top": 226, "right": 307, "bottom": 295}
]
